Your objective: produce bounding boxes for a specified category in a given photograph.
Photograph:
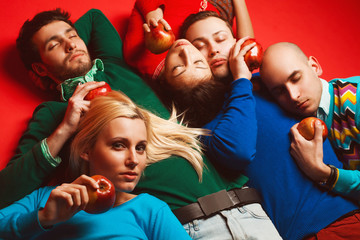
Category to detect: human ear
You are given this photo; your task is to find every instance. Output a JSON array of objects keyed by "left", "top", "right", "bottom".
[
  {"left": 80, "top": 152, "right": 90, "bottom": 162},
  {"left": 308, "top": 56, "right": 323, "bottom": 77},
  {"left": 31, "top": 62, "right": 48, "bottom": 77}
]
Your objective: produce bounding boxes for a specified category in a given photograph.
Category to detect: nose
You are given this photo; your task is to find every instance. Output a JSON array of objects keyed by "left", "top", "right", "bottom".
[
  {"left": 208, "top": 42, "right": 219, "bottom": 58},
  {"left": 287, "top": 84, "right": 300, "bottom": 101},
  {"left": 65, "top": 38, "right": 76, "bottom": 52},
  {"left": 125, "top": 149, "right": 139, "bottom": 168},
  {"left": 179, "top": 47, "right": 191, "bottom": 66}
]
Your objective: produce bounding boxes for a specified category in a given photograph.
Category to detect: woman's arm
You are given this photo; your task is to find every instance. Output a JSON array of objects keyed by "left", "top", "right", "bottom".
[
  {"left": 123, "top": 1, "right": 168, "bottom": 81},
  {"left": 233, "top": 0, "right": 254, "bottom": 38},
  {"left": 0, "top": 187, "right": 53, "bottom": 238}
]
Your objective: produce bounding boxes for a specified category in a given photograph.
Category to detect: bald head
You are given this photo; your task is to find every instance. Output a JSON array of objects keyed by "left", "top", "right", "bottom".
[
  {"left": 261, "top": 42, "right": 308, "bottom": 74},
  {"left": 259, "top": 42, "right": 323, "bottom": 117}
]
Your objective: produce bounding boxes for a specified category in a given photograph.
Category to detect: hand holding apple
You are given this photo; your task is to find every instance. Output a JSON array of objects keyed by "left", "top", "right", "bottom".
[
  {"left": 85, "top": 175, "right": 116, "bottom": 214},
  {"left": 297, "top": 117, "right": 328, "bottom": 140},
  {"left": 240, "top": 38, "right": 263, "bottom": 72},
  {"left": 84, "top": 82, "right": 112, "bottom": 101},
  {"left": 145, "top": 22, "right": 175, "bottom": 54}
]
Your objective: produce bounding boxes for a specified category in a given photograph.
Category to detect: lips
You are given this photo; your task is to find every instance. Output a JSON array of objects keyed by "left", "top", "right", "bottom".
[
  {"left": 210, "top": 58, "right": 227, "bottom": 68},
  {"left": 296, "top": 100, "right": 309, "bottom": 110},
  {"left": 175, "top": 40, "right": 189, "bottom": 48},
  {"left": 121, "top": 172, "right": 138, "bottom": 181},
  {"left": 69, "top": 52, "right": 84, "bottom": 62}
]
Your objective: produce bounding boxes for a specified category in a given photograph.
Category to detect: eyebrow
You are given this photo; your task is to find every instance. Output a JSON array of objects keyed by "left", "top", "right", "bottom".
[
  {"left": 269, "top": 70, "right": 301, "bottom": 93},
  {"left": 45, "top": 27, "right": 75, "bottom": 46},
  {"left": 191, "top": 30, "right": 227, "bottom": 43},
  {"left": 288, "top": 70, "right": 301, "bottom": 81},
  {"left": 174, "top": 66, "right": 209, "bottom": 79},
  {"left": 111, "top": 137, "right": 147, "bottom": 144}
]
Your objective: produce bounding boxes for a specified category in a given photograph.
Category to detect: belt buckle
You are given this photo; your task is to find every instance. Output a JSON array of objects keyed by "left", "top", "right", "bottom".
[{"left": 197, "top": 189, "right": 233, "bottom": 216}]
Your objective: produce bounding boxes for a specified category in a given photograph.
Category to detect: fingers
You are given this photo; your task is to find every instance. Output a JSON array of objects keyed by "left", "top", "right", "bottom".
[
  {"left": 231, "top": 37, "right": 250, "bottom": 57},
  {"left": 143, "top": 23, "right": 150, "bottom": 33},
  {"left": 73, "top": 174, "right": 99, "bottom": 190},
  {"left": 159, "top": 18, "right": 171, "bottom": 31},
  {"left": 290, "top": 123, "right": 300, "bottom": 139},
  {"left": 313, "top": 120, "right": 324, "bottom": 142},
  {"left": 149, "top": 18, "right": 159, "bottom": 28},
  {"left": 55, "top": 183, "right": 89, "bottom": 210},
  {"left": 229, "top": 36, "right": 254, "bottom": 80},
  {"left": 72, "top": 81, "right": 106, "bottom": 100}
]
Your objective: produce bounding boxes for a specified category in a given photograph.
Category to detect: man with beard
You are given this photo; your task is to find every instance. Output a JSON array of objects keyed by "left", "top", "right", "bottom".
[
  {"left": 179, "top": 11, "right": 360, "bottom": 240},
  {"left": 0, "top": 8, "right": 167, "bottom": 208}
]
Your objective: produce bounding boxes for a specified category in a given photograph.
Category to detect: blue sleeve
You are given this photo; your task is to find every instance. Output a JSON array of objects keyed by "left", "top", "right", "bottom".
[
  {"left": 149, "top": 202, "right": 192, "bottom": 240},
  {"left": 202, "top": 78, "right": 257, "bottom": 170},
  {"left": 333, "top": 169, "right": 360, "bottom": 203},
  {"left": 0, "top": 187, "right": 53, "bottom": 239}
]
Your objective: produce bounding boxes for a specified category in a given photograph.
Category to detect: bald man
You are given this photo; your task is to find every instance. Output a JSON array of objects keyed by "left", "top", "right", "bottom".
[{"left": 260, "top": 41, "right": 360, "bottom": 201}]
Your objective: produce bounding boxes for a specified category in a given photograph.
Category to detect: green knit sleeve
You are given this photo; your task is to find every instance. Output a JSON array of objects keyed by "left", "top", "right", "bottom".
[
  {"left": 0, "top": 102, "right": 67, "bottom": 209},
  {"left": 74, "top": 9, "right": 123, "bottom": 64}
]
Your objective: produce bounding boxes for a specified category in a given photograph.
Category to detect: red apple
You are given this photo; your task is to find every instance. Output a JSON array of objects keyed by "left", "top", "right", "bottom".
[
  {"left": 145, "top": 22, "right": 175, "bottom": 54},
  {"left": 241, "top": 38, "right": 263, "bottom": 72},
  {"left": 84, "top": 82, "right": 112, "bottom": 101},
  {"left": 297, "top": 117, "right": 328, "bottom": 140},
  {"left": 85, "top": 175, "right": 116, "bottom": 214}
]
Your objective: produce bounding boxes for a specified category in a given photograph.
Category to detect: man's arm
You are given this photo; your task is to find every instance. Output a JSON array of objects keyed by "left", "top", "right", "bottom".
[
  {"left": 0, "top": 83, "right": 104, "bottom": 209},
  {"left": 75, "top": 9, "right": 123, "bottom": 65},
  {"left": 290, "top": 120, "right": 360, "bottom": 202},
  {"left": 0, "top": 103, "right": 64, "bottom": 209},
  {"left": 333, "top": 169, "right": 360, "bottom": 202}
]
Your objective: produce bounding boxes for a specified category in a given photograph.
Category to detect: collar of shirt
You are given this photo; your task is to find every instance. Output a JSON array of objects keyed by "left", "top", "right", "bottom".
[
  {"left": 59, "top": 59, "right": 104, "bottom": 101},
  {"left": 316, "top": 78, "right": 330, "bottom": 120}
]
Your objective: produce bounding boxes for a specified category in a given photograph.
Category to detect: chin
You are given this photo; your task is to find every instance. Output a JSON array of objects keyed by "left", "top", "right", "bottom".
[
  {"left": 211, "top": 65, "right": 229, "bottom": 78},
  {"left": 117, "top": 183, "right": 137, "bottom": 193}
]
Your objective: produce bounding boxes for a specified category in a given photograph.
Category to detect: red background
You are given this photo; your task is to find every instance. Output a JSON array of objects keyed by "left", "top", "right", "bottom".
[{"left": 0, "top": 0, "right": 359, "bottom": 169}]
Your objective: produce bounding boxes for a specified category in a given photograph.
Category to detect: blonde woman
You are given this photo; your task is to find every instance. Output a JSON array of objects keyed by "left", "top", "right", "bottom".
[{"left": 0, "top": 91, "right": 206, "bottom": 239}]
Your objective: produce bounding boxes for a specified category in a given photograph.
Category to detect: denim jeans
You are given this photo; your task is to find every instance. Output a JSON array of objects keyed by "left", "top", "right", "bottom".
[{"left": 183, "top": 203, "right": 282, "bottom": 240}]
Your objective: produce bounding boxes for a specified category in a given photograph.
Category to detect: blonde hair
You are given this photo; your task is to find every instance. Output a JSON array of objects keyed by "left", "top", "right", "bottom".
[{"left": 69, "top": 90, "right": 207, "bottom": 180}]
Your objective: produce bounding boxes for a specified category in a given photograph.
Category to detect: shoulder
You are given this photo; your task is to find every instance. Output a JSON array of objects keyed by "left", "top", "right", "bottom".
[
  {"left": 34, "top": 101, "right": 67, "bottom": 113},
  {"left": 135, "top": 193, "right": 167, "bottom": 207},
  {"left": 329, "top": 77, "right": 360, "bottom": 86},
  {"left": 31, "top": 101, "right": 67, "bottom": 124}
]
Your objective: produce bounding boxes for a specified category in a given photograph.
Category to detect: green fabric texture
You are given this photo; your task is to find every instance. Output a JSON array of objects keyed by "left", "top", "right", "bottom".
[
  {"left": 0, "top": 9, "right": 248, "bottom": 210},
  {"left": 60, "top": 58, "right": 104, "bottom": 101}
]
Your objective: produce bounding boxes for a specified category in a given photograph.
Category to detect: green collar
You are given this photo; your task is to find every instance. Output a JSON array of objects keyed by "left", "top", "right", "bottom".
[{"left": 59, "top": 59, "right": 104, "bottom": 101}]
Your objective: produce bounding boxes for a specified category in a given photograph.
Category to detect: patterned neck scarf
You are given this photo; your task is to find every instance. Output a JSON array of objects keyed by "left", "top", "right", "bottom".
[{"left": 59, "top": 59, "right": 104, "bottom": 101}]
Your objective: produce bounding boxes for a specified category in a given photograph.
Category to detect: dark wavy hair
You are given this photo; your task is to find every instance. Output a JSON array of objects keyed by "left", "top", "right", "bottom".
[
  {"left": 160, "top": 78, "right": 229, "bottom": 128},
  {"left": 16, "top": 8, "right": 74, "bottom": 71},
  {"left": 179, "top": 11, "right": 234, "bottom": 39}
]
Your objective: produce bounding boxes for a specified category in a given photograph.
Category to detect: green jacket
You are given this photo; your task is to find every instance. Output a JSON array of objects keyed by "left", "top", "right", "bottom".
[{"left": 0, "top": 9, "right": 247, "bottom": 209}]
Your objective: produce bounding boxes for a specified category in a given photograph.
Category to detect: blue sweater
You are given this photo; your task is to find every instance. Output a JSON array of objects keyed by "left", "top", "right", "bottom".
[
  {"left": 245, "top": 87, "right": 358, "bottom": 240},
  {"left": 202, "top": 76, "right": 358, "bottom": 239},
  {"left": 0, "top": 188, "right": 191, "bottom": 239},
  {"left": 202, "top": 78, "right": 257, "bottom": 170}
]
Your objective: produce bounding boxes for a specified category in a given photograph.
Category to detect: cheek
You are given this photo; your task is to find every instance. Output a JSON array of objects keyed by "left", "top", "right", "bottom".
[
  {"left": 138, "top": 155, "right": 147, "bottom": 171},
  {"left": 41, "top": 50, "right": 64, "bottom": 65},
  {"left": 200, "top": 48, "right": 209, "bottom": 59},
  {"left": 221, "top": 41, "right": 234, "bottom": 56},
  {"left": 276, "top": 95, "right": 291, "bottom": 108},
  {"left": 77, "top": 40, "right": 88, "bottom": 52},
  {"left": 91, "top": 150, "right": 124, "bottom": 171}
]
